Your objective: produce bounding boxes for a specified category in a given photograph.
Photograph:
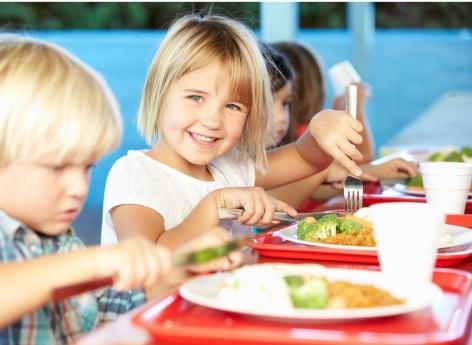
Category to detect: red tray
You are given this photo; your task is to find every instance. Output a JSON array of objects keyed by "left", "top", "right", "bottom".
[
  {"left": 132, "top": 269, "right": 472, "bottom": 345},
  {"left": 250, "top": 216, "right": 472, "bottom": 267},
  {"left": 363, "top": 182, "right": 472, "bottom": 214}
]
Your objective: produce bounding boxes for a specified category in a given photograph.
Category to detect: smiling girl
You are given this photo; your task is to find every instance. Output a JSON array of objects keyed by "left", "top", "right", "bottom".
[{"left": 101, "top": 14, "right": 364, "bottom": 249}]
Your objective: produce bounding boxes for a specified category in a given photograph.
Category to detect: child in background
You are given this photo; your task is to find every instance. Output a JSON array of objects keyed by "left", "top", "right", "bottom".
[
  {"left": 101, "top": 13, "right": 365, "bottom": 249},
  {"left": 263, "top": 43, "right": 418, "bottom": 209},
  {"left": 273, "top": 41, "right": 375, "bottom": 163},
  {"left": 0, "top": 34, "right": 175, "bottom": 344}
]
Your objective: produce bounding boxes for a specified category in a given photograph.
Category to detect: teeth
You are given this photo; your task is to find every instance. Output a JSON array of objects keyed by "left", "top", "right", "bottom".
[{"left": 191, "top": 132, "right": 216, "bottom": 143}]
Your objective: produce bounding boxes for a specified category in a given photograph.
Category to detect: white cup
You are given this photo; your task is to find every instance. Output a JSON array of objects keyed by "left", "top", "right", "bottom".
[
  {"left": 419, "top": 162, "right": 472, "bottom": 214},
  {"left": 369, "top": 202, "right": 444, "bottom": 290},
  {"left": 328, "top": 60, "right": 361, "bottom": 96}
]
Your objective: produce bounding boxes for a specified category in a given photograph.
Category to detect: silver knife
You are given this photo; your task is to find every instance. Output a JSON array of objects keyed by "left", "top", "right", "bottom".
[{"left": 218, "top": 208, "right": 346, "bottom": 223}]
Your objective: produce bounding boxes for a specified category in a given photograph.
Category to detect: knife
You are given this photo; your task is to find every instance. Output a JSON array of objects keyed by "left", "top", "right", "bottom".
[
  {"left": 51, "top": 235, "right": 252, "bottom": 302},
  {"left": 218, "top": 207, "right": 346, "bottom": 223}
]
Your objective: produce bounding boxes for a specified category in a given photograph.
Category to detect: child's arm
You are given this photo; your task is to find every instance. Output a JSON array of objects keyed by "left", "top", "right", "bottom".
[
  {"left": 0, "top": 237, "right": 170, "bottom": 328},
  {"left": 257, "top": 109, "right": 364, "bottom": 189},
  {"left": 111, "top": 187, "right": 297, "bottom": 249},
  {"left": 267, "top": 168, "right": 329, "bottom": 209}
]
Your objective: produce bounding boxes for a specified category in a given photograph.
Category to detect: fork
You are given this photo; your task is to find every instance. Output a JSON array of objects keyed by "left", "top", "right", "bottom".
[{"left": 343, "top": 84, "right": 363, "bottom": 213}]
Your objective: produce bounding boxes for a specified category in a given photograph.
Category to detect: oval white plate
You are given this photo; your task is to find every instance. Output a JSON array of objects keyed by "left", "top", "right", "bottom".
[
  {"left": 381, "top": 179, "right": 472, "bottom": 198},
  {"left": 179, "top": 266, "right": 442, "bottom": 321},
  {"left": 277, "top": 223, "right": 472, "bottom": 251}
]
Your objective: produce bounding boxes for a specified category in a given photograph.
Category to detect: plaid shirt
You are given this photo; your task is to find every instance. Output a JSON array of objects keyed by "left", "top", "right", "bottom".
[{"left": 0, "top": 211, "right": 146, "bottom": 345}]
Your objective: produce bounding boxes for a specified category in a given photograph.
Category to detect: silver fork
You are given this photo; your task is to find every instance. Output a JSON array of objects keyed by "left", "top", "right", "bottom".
[{"left": 343, "top": 84, "right": 363, "bottom": 213}]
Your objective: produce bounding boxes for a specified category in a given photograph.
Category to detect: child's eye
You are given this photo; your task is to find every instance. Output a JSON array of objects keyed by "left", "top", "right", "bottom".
[
  {"left": 226, "top": 103, "right": 242, "bottom": 112},
  {"left": 187, "top": 95, "right": 203, "bottom": 103}
]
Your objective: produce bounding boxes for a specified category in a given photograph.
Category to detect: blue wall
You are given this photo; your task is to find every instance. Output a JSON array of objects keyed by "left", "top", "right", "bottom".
[{"left": 31, "top": 29, "right": 472, "bottom": 210}]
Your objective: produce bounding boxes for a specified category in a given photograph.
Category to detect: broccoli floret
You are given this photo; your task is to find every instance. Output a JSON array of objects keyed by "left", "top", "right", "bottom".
[
  {"left": 444, "top": 151, "right": 462, "bottom": 162},
  {"left": 304, "top": 214, "right": 338, "bottom": 240},
  {"left": 427, "top": 152, "right": 446, "bottom": 162},
  {"left": 407, "top": 175, "right": 423, "bottom": 187},
  {"left": 338, "top": 218, "right": 363, "bottom": 234},
  {"left": 460, "top": 146, "right": 472, "bottom": 158},
  {"left": 285, "top": 276, "right": 328, "bottom": 309},
  {"left": 297, "top": 217, "right": 317, "bottom": 240}
]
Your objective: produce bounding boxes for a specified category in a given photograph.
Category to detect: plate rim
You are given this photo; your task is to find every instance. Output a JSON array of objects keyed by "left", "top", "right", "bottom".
[
  {"left": 179, "top": 267, "right": 442, "bottom": 321},
  {"left": 277, "top": 223, "right": 472, "bottom": 252}
]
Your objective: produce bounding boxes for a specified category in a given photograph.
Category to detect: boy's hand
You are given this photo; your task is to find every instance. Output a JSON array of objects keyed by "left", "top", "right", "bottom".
[
  {"left": 97, "top": 236, "right": 171, "bottom": 291},
  {"left": 174, "top": 227, "right": 255, "bottom": 274},
  {"left": 309, "top": 109, "right": 364, "bottom": 177},
  {"left": 213, "top": 187, "right": 297, "bottom": 226}
]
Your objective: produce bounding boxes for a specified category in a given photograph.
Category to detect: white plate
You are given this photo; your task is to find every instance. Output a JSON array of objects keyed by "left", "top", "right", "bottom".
[
  {"left": 381, "top": 179, "right": 472, "bottom": 198},
  {"left": 179, "top": 266, "right": 442, "bottom": 321},
  {"left": 277, "top": 223, "right": 472, "bottom": 251}
]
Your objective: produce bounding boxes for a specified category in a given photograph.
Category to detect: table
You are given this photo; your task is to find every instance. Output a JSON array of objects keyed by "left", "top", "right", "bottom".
[{"left": 77, "top": 195, "right": 472, "bottom": 345}]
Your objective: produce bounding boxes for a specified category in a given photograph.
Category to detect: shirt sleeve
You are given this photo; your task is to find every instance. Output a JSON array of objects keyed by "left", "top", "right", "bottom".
[{"left": 95, "top": 288, "right": 147, "bottom": 322}]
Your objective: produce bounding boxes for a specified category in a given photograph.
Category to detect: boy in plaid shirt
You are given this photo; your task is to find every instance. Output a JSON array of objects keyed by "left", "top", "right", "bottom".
[{"left": 0, "top": 34, "right": 173, "bottom": 344}]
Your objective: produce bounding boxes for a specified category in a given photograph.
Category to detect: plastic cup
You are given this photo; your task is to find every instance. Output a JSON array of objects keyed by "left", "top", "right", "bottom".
[
  {"left": 369, "top": 202, "right": 444, "bottom": 289},
  {"left": 328, "top": 60, "right": 361, "bottom": 96},
  {"left": 419, "top": 162, "right": 472, "bottom": 214}
]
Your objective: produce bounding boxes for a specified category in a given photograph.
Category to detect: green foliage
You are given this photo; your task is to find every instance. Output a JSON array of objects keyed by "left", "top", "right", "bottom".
[{"left": 0, "top": 2, "right": 469, "bottom": 30}]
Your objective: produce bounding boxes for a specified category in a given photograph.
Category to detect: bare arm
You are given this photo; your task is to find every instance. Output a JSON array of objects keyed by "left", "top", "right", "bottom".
[
  {"left": 0, "top": 237, "right": 171, "bottom": 328},
  {"left": 268, "top": 168, "right": 328, "bottom": 209},
  {"left": 257, "top": 109, "right": 364, "bottom": 189},
  {"left": 112, "top": 187, "right": 297, "bottom": 250}
]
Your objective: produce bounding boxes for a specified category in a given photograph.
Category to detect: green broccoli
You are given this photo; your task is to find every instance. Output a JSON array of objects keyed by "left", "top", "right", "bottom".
[
  {"left": 460, "top": 146, "right": 472, "bottom": 158},
  {"left": 407, "top": 175, "right": 423, "bottom": 187},
  {"left": 304, "top": 214, "right": 338, "bottom": 240},
  {"left": 338, "top": 218, "right": 363, "bottom": 234},
  {"left": 297, "top": 217, "right": 317, "bottom": 240},
  {"left": 444, "top": 151, "right": 462, "bottom": 162},
  {"left": 427, "top": 152, "right": 446, "bottom": 162},
  {"left": 284, "top": 275, "right": 328, "bottom": 309}
]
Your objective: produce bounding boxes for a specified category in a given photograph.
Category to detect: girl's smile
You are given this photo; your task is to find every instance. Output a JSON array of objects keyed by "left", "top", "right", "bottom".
[{"left": 150, "top": 61, "right": 249, "bottom": 178}]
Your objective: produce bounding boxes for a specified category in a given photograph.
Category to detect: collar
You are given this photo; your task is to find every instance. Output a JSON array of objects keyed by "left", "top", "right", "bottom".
[{"left": 0, "top": 210, "right": 23, "bottom": 240}]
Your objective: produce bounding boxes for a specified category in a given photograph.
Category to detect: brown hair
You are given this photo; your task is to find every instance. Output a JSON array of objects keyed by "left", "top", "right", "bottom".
[{"left": 272, "top": 41, "right": 325, "bottom": 137}]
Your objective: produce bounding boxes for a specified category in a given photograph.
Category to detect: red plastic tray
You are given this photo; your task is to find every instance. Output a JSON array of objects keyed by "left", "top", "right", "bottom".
[
  {"left": 363, "top": 182, "right": 472, "bottom": 214},
  {"left": 132, "top": 269, "right": 472, "bottom": 345},
  {"left": 250, "top": 215, "right": 472, "bottom": 267}
]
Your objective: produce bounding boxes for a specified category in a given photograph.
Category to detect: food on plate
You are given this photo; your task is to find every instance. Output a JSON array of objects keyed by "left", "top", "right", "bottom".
[
  {"left": 407, "top": 146, "right": 472, "bottom": 191},
  {"left": 297, "top": 213, "right": 375, "bottom": 246},
  {"left": 218, "top": 264, "right": 404, "bottom": 311}
]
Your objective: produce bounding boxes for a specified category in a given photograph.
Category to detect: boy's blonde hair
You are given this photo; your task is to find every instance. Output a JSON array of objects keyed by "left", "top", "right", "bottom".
[
  {"left": 137, "top": 14, "right": 272, "bottom": 171},
  {"left": 0, "top": 34, "right": 122, "bottom": 167}
]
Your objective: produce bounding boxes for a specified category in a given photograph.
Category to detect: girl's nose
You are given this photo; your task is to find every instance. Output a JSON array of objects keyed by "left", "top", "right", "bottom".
[{"left": 200, "top": 106, "right": 222, "bottom": 129}]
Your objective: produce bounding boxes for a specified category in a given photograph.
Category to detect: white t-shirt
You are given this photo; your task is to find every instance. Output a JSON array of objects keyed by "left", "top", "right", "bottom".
[{"left": 100, "top": 150, "right": 256, "bottom": 245}]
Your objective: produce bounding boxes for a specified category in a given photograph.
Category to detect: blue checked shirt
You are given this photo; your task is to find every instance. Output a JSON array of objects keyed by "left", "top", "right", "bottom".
[{"left": 0, "top": 211, "right": 146, "bottom": 345}]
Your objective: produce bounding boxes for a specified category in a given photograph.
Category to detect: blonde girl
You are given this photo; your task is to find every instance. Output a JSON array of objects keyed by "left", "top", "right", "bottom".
[
  {"left": 0, "top": 34, "right": 179, "bottom": 343},
  {"left": 101, "top": 14, "right": 364, "bottom": 249}
]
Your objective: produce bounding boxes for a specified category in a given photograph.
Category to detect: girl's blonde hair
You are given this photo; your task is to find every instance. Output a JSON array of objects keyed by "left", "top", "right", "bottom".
[
  {"left": 0, "top": 34, "right": 122, "bottom": 167},
  {"left": 137, "top": 14, "right": 272, "bottom": 171}
]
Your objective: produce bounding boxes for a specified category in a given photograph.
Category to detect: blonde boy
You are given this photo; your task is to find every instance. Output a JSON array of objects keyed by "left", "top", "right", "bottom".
[{"left": 0, "top": 34, "right": 172, "bottom": 344}]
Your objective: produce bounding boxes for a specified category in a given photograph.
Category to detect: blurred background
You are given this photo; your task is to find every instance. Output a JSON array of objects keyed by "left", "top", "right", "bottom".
[{"left": 1, "top": 2, "right": 471, "bottom": 244}]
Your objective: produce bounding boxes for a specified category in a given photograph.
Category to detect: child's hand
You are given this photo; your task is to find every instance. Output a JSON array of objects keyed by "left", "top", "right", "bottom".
[
  {"left": 97, "top": 236, "right": 171, "bottom": 291},
  {"left": 213, "top": 187, "right": 297, "bottom": 226},
  {"left": 325, "top": 161, "right": 378, "bottom": 189},
  {"left": 332, "top": 83, "right": 371, "bottom": 112},
  {"left": 309, "top": 109, "right": 364, "bottom": 177},
  {"left": 174, "top": 227, "right": 255, "bottom": 274},
  {"left": 365, "top": 158, "right": 418, "bottom": 180}
]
